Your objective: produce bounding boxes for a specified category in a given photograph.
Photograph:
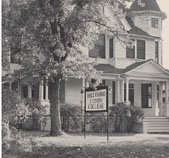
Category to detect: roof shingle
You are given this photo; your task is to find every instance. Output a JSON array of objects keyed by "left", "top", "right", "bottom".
[
  {"left": 126, "top": 16, "right": 150, "bottom": 36},
  {"left": 129, "top": 0, "right": 161, "bottom": 12},
  {"left": 94, "top": 60, "right": 152, "bottom": 74}
]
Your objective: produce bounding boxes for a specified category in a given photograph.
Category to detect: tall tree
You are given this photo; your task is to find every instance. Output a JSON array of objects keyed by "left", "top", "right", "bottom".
[{"left": 2, "top": 0, "right": 130, "bottom": 136}]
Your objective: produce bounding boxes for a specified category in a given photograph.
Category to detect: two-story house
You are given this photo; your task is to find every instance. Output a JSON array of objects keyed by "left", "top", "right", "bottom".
[
  {"left": 60, "top": 0, "right": 169, "bottom": 133},
  {"left": 3, "top": 0, "right": 169, "bottom": 133}
]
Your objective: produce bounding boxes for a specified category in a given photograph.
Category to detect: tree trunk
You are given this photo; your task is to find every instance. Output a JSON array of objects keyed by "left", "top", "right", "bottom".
[{"left": 50, "top": 76, "right": 62, "bottom": 136}]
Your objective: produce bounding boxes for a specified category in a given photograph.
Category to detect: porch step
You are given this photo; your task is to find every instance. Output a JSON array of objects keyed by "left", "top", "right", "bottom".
[{"left": 143, "top": 117, "right": 169, "bottom": 133}]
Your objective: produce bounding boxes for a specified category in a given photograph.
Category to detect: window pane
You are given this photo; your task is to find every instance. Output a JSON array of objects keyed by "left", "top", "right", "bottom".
[
  {"left": 137, "top": 40, "right": 145, "bottom": 59},
  {"left": 109, "top": 37, "right": 114, "bottom": 58},
  {"left": 141, "top": 84, "right": 152, "bottom": 108},
  {"left": 126, "top": 39, "right": 135, "bottom": 58},
  {"left": 22, "top": 85, "right": 28, "bottom": 98},
  {"left": 155, "top": 41, "right": 159, "bottom": 63},
  {"left": 12, "top": 81, "right": 18, "bottom": 91},
  {"left": 151, "top": 18, "right": 158, "bottom": 28},
  {"left": 89, "top": 35, "right": 105, "bottom": 58},
  {"left": 112, "top": 81, "right": 115, "bottom": 104}
]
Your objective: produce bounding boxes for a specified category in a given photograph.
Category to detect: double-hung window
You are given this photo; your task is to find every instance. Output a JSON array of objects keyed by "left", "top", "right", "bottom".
[
  {"left": 155, "top": 41, "right": 159, "bottom": 63},
  {"left": 126, "top": 39, "right": 135, "bottom": 58},
  {"left": 109, "top": 37, "right": 114, "bottom": 58},
  {"left": 89, "top": 35, "right": 105, "bottom": 59},
  {"left": 141, "top": 84, "right": 152, "bottom": 108},
  {"left": 137, "top": 40, "right": 145, "bottom": 59},
  {"left": 151, "top": 18, "right": 159, "bottom": 28}
]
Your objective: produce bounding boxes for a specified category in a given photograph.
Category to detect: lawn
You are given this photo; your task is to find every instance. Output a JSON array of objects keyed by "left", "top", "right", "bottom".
[{"left": 3, "top": 132, "right": 169, "bottom": 158}]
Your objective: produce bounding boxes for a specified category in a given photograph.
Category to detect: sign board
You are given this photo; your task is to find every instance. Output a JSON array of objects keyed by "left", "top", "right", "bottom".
[{"left": 85, "top": 86, "right": 108, "bottom": 112}]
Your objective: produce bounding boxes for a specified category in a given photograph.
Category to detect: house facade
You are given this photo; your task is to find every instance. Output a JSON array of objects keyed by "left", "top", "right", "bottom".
[{"left": 4, "top": 0, "right": 169, "bottom": 132}]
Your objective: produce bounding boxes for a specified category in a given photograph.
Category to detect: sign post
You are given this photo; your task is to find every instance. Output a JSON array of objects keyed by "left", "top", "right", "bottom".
[{"left": 84, "top": 86, "right": 109, "bottom": 141}]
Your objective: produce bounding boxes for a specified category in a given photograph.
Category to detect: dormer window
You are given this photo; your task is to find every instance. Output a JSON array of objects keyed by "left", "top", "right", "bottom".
[{"left": 151, "top": 18, "right": 159, "bottom": 28}]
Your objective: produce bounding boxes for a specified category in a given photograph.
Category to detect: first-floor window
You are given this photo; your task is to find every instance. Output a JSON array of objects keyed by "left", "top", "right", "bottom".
[
  {"left": 22, "top": 85, "right": 28, "bottom": 98},
  {"left": 112, "top": 81, "right": 116, "bottom": 104},
  {"left": 141, "top": 84, "right": 152, "bottom": 108}
]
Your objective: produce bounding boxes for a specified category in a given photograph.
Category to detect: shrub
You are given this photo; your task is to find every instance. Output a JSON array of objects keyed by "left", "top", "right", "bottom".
[
  {"left": 60, "top": 103, "right": 83, "bottom": 132},
  {"left": 127, "top": 105, "right": 144, "bottom": 132},
  {"left": 2, "top": 87, "right": 46, "bottom": 153},
  {"left": 24, "top": 99, "right": 47, "bottom": 130},
  {"left": 85, "top": 113, "right": 107, "bottom": 133},
  {"left": 109, "top": 102, "right": 144, "bottom": 133}
]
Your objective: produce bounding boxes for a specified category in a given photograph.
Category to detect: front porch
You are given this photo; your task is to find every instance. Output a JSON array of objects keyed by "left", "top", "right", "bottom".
[
  {"left": 94, "top": 60, "right": 169, "bottom": 133},
  {"left": 94, "top": 60, "right": 169, "bottom": 118}
]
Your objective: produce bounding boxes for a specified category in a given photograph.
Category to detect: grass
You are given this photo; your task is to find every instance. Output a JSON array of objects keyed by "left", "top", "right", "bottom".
[{"left": 3, "top": 131, "right": 169, "bottom": 158}]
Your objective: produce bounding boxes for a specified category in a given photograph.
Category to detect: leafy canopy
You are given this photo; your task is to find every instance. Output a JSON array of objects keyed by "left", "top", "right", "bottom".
[{"left": 2, "top": 0, "right": 131, "bottom": 83}]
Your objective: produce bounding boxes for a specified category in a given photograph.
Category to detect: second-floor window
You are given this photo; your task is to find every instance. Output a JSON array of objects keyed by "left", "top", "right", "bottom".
[
  {"left": 109, "top": 37, "right": 114, "bottom": 58},
  {"left": 89, "top": 35, "right": 105, "bottom": 59},
  {"left": 126, "top": 39, "right": 135, "bottom": 58},
  {"left": 137, "top": 40, "right": 145, "bottom": 59},
  {"left": 126, "top": 39, "right": 145, "bottom": 60},
  {"left": 151, "top": 18, "right": 159, "bottom": 28},
  {"left": 155, "top": 41, "right": 159, "bottom": 63}
]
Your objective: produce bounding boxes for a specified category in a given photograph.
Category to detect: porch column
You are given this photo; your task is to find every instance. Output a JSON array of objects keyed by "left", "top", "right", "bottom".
[
  {"left": 125, "top": 78, "right": 129, "bottom": 103},
  {"left": 28, "top": 85, "right": 32, "bottom": 99},
  {"left": 159, "top": 82, "right": 163, "bottom": 116},
  {"left": 165, "top": 81, "right": 169, "bottom": 117},
  {"left": 39, "top": 80, "right": 44, "bottom": 101},
  {"left": 154, "top": 82, "right": 158, "bottom": 116},
  {"left": 45, "top": 79, "right": 49, "bottom": 101},
  {"left": 116, "top": 79, "right": 120, "bottom": 103},
  {"left": 81, "top": 78, "right": 86, "bottom": 109},
  {"left": 120, "top": 79, "right": 124, "bottom": 102}
]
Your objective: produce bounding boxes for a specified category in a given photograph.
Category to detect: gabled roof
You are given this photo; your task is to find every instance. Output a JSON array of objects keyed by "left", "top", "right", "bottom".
[
  {"left": 94, "top": 60, "right": 169, "bottom": 77},
  {"left": 124, "top": 59, "right": 169, "bottom": 76},
  {"left": 129, "top": 0, "right": 161, "bottom": 12},
  {"left": 94, "top": 64, "right": 123, "bottom": 74},
  {"left": 126, "top": 16, "right": 151, "bottom": 37},
  {"left": 124, "top": 59, "right": 151, "bottom": 73}
]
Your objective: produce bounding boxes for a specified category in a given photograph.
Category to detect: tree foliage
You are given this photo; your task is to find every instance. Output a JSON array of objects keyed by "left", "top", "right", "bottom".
[{"left": 2, "top": 0, "right": 131, "bottom": 135}]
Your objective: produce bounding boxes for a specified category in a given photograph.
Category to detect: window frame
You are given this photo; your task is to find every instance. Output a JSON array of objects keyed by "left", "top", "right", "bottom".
[
  {"left": 126, "top": 39, "right": 135, "bottom": 59},
  {"left": 89, "top": 34, "right": 105, "bottom": 59},
  {"left": 137, "top": 39, "right": 145, "bottom": 60},
  {"left": 109, "top": 37, "right": 114, "bottom": 58},
  {"left": 151, "top": 18, "right": 159, "bottom": 28},
  {"left": 141, "top": 84, "right": 152, "bottom": 108},
  {"left": 155, "top": 41, "right": 159, "bottom": 63}
]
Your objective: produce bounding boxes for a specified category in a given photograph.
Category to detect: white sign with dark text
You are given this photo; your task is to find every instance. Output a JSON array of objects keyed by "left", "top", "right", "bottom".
[{"left": 85, "top": 86, "right": 108, "bottom": 112}]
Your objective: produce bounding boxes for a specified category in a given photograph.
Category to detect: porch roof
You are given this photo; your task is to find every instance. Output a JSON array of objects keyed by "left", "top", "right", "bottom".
[
  {"left": 95, "top": 60, "right": 169, "bottom": 79},
  {"left": 94, "top": 64, "right": 124, "bottom": 74}
]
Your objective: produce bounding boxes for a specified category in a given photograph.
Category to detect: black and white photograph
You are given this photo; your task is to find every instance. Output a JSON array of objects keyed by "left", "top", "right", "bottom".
[{"left": 1, "top": 0, "right": 169, "bottom": 157}]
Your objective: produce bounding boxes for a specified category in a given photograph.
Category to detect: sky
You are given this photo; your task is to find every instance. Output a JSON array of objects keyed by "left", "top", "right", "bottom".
[{"left": 157, "top": 0, "right": 169, "bottom": 69}]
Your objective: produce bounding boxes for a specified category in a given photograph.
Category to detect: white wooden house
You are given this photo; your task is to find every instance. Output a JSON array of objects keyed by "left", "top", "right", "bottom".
[{"left": 4, "top": 0, "right": 169, "bottom": 133}]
